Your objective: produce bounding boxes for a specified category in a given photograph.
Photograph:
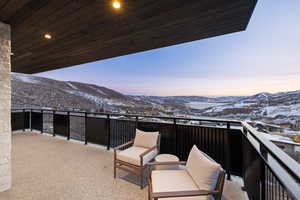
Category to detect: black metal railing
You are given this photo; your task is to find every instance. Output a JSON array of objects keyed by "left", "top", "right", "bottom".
[
  {"left": 242, "top": 122, "right": 300, "bottom": 200},
  {"left": 11, "top": 108, "right": 300, "bottom": 200}
]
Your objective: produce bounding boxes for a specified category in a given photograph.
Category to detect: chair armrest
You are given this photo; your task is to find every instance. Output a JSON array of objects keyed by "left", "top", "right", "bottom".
[
  {"left": 147, "top": 161, "right": 187, "bottom": 166},
  {"left": 139, "top": 146, "right": 157, "bottom": 158},
  {"left": 113, "top": 140, "right": 134, "bottom": 151},
  {"left": 152, "top": 189, "right": 220, "bottom": 198}
]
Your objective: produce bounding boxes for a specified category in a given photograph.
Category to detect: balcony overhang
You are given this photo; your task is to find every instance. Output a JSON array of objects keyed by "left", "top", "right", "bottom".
[{"left": 0, "top": 0, "right": 257, "bottom": 74}]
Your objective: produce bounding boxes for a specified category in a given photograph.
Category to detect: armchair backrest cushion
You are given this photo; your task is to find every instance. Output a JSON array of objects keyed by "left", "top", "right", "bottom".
[
  {"left": 133, "top": 129, "right": 159, "bottom": 149},
  {"left": 186, "top": 145, "right": 221, "bottom": 191}
]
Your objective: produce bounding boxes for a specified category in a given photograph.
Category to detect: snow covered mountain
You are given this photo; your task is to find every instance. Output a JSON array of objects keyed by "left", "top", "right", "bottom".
[
  {"left": 200, "top": 91, "right": 300, "bottom": 129},
  {"left": 11, "top": 73, "right": 300, "bottom": 129},
  {"left": 11, "top": 73, "right": 190, "bottom": 116}
]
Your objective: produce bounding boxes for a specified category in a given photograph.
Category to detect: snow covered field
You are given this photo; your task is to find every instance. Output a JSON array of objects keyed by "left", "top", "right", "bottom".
[
  {"left": 262, "top": 104, "right": 300, "bottom": 118},
  {"left": 186, "top": 102, "right": 226, "bottom": 110}
]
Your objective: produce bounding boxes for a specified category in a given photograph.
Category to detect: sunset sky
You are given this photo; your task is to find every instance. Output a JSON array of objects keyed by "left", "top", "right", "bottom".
[{"left": 37, "top": 1, "right": 300, "bottom": 96}]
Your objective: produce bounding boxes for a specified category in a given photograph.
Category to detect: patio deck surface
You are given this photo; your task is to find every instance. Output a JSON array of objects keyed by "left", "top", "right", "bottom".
[{"left": 0, "top": 132, "right": 248, "bottom": 200}]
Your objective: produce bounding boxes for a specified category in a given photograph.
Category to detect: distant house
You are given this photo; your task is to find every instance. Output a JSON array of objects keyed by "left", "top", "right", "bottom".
[{"left": 253, "top": 121, "right": 284, "bottom": 133}]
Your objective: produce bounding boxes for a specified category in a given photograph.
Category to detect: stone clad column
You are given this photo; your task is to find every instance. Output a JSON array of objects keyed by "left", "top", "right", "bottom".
[{"left": 0, "top": 21, "right": 12, "bottom": 192}]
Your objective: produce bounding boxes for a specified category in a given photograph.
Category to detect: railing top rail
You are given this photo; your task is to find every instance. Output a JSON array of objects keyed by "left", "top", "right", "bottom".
[
  {"left": 242, "top": 122, "right": 300, "bottom": 181},
  {"left": 11, "top": 108, "right": 241, "bottom": 124}
]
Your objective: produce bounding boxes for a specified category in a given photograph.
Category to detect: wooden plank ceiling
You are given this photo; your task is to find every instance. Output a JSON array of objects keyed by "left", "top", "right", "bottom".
[{"left": 0, "top": 0, "right": 257, "bottom": 74}]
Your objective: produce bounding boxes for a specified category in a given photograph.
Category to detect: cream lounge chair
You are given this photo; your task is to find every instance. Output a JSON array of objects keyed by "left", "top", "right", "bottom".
[
  {"left": 148, "top": 145, "right": 225, "bottom": 200},
  {"left": 114, "top": 129, "right": 160, "bottom": 189}
]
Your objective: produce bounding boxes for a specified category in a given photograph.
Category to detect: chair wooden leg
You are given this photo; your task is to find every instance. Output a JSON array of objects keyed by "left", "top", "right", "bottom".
[
  {"left": 148, "top": 182, "right": 151, "bottom": 200},
  {"left": 114, "top": 161, "right": 116, "bottom": 179},
  {"left": 148, "top": 166, "right": 153, "bottom": 200},
  {"left": 140, "top": 168, "right": 143, "bottom": 189}
]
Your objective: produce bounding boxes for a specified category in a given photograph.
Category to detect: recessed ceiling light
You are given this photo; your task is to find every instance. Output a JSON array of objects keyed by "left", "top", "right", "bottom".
[
  {"left": 112, "top": 1, "right": 121, "bottom": 9},
  {"left": 44, "top": 34, "right": 52, "bottom": 39}
]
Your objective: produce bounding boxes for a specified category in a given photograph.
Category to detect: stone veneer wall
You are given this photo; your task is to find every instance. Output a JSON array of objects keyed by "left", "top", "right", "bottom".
[{"left": 0, "top": 21, "right": 11, "bottom": 192}]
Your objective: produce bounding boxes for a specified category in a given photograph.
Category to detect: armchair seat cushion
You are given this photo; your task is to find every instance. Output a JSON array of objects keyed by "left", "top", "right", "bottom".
[
  {"left": 117, "top": 146, "right": 158, "bottom": 166},
  {"left": 152, "top": 170, "right": 209, "bottom": 200},
  {"left": 152, "top": 170, "right": 198, "bottom": 193},
  {"left": 152, "top": 170, "right": 211, "bottom": 200}
]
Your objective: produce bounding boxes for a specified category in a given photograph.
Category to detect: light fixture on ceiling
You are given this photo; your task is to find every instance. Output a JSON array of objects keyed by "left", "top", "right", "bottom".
[
  {"left": 44, "top": 33, "right": 52, "bottom": 40},
  {"left": 112, "top": 1, "right": 121, "bottom": 9}
]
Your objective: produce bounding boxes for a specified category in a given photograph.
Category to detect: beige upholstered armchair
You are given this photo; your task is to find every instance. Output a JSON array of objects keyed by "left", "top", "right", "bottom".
[
  {"left": 114, "top": 129, "right": 161, "bottom": 189},
  {"left": 148, "top": 145, "right": 225, "bottom": 200}
]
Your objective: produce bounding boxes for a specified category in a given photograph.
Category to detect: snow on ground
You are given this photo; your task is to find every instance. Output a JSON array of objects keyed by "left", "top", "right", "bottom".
[
  {"left": 90, "top": 86, "right": 107, "bottom": 96},
  {"left": 263, "top": 104, "right": 300, "bottom": 117},
  {"left": 186, "top": 102, "right": 226, "bottom": 110},
  {"left": 232, "top": 102, "right": 256, "bottom": 108},
  {"left": 66, "top": 90, "right": 104, "bottom": 105},
  {"left": 204, "top": 106, "right": 227, "bottom": 113},
  {"left": 66, "top": 82, "right": 78, "bottom": 90},
  {"left": 202, "top": 102, "right": 256, "bottom": 113},
  {"left": 65, "top": 90, "right": 130, "bottom": 107},
  {"left": 12, "top": 73, "right": 40, "bottom": 84},
  {"left": 105, "top": 99, "right": 130, "bottom": 107}
]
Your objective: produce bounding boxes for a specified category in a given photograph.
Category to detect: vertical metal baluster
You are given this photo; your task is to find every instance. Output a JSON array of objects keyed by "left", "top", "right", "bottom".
[
  {"left": 271, "top": 173, "right": 274, "bottom": 200},
  {"left": 85, "top": 113, "right": 88, "bottom": 145},
  {"left": 226, "top": 122, "right": 231, "bottom": 180},
  {"left": 199, "top": 123, "right": 203, "bottom": 150},
  {"left": 53, "top": 110, "right": 55, "bottom": 137},
  {"left": 30, "top": 109, "right": 32, "bottom": 131},
  {"left": 261, "top": 160, "right": 266, "bottom": 200},
  {"left": 40, "top": 110, "right": 43, "bottom": 133},
  {"left": 116, "top": 120, "right": 119, "bottom": 147},
  {"left": 135, "top": 116, "right": 138, "bottom": 145},
  {"left": 113, "top": 120, "right": 116, "bottom": 147},
  {"left": 192, "top": 126, "right": 196, "bottom": 154},
  {"left": 208, "top": 127, "right": 211, "bottom": 157},
  {"left": 279, "top": 184, "right": 282, "bottom": 200},
  {"left": 204, "top": 127, "right": 207, "bottom": 154},
  {"left": 22, "top": 109, "right": 25, "bottom": 131},
  {"left": 275, "top": 179, "right": 278, "bottom": 200},
  {"left": 266, "top": 166, "right": 270, "bottom": 200},
  {"left": 215, "top": 128, "right": 219, "bottom": 162},
  {"left": 121, "top": 120, "right": 123, "bottom": 147},
  {"left": 213, "top": 125, "right": 217, "bottom": 156},
  {"left": 107, "top": 114, "right": 111, "bottom": 150},
  {"left": 173, "top": 118, "right": 177, "bottom": 157},
  {"left": 118, "top": 120, "right": 121, "bottom": 147},
  {"left": 122, "top": 120, "right": 125, "bottom": 144},
  {"left": 67, "top": 111, "right": 70, "bottom": 140}
]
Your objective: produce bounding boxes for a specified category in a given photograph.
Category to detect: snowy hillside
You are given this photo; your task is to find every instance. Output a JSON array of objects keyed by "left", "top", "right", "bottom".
[
  {"left": 12, "top": 73, "right": 300, "bottom": 130},
  {"left": 11, "top": 73, "right": 190, "bottom": 116},
  {"left": 199, "top": 91, "right": 300, "bottom": 129}
]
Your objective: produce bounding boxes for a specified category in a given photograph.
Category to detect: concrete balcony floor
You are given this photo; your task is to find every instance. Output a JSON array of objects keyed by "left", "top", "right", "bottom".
[{"left": 0, "top": 132, "right": 248, "bottom": 200}]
